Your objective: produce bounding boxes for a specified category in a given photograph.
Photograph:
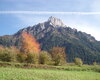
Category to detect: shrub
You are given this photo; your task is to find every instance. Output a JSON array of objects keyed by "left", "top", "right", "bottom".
[
  {"left": 39, "top": 51, "right": 52, "bottom": 64},
  {"left": 93, "top": 62, "right": 97, "bottom": 66},
  {"left": 26, "top": 53, "right": 39, "bottom": 64},
  {"left": 17, "top": 53, "right": 27, "bottom": 63},
  {"left": 74, "top": 58, "right": 83, "bottom": 66},
  {"left": 0, "top": 46, "right": 18, "bottom": 62}
]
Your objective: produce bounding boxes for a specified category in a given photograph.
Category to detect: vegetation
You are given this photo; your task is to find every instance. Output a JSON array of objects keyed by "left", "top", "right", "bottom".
[
  {"left": 39, "top": 51, "right": 52, "bottom": 64},
  {"left": 0, "top": 46, "right": 19, "bottom": 62},
  {"left": 26, "top": 53, "right": 39, "bottom": 64},
  {"left": 0, "top": 67, "right": 100, "bottom": 80},
  {"left": 17, "top": 53, "right": 27, "bottom": 63},
  {"left": 0, "top": 32, "right": 99, "bottom": 67},
  {"left": 0, "top": 61, "right": 100, "bottom": 72},
  {"left": 0, "top": 18, "right": 100, "bottom": 64},
  {"left": 20, "top": 32, "right": 40, "bottom": 54},
  {"left": 51, "top": 47, "right": 66, "bottom": 65},
  {"left": 0, "top": 33, "right": 67, "bottom": 65},
  {"left": 93, "top": 62, "right": 97, "bottom": 66},
  {"left": 74, "top": 58, "right": 83, "bottom": 66},
  {"left": 0, "top": 32, "right": 100, "bottom": 80},
  {"left": 0, "top": 19, "right": 100, "bottom": 80}
]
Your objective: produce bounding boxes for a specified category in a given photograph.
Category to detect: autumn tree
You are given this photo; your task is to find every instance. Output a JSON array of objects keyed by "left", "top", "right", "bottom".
[
  {"left": 51, "top": 47, "right": 66, "bottom": 65},
  {"left": 20, "top": 32, "right": 41, "bottom": 64},
  {"left": 0, "top": 45, "right": 4, "bottom": 53},
  {"left": 20, "top": 32, "right": 40, "bottom": 54}
]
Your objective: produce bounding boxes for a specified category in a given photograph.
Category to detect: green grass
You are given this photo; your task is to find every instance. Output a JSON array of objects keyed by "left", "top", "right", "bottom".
[
  {"left": 0, "top": 61, "right": 100, "bottom": 72},
  {"left": 0, "top": 67, "right": 100, "bottom": 80},
  {"left": 55, "top": 65, "right": 100, "bottom": 72}
]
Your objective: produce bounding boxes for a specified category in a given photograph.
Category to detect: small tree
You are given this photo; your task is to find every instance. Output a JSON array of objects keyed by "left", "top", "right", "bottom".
[
  {"left": 74, "top": 58, "right": 83, "bottom": 66},
  {"left": 20, "top": 32, "right": 41, "bottom": 64},
  {"left": 51, "top": 47, "right": 66, "bottom": 65},
  {"left": 39, "top": 51, "right": 52, "bottom": 64},
  {"left": 26, "top": 53, "right": 39, "bottom": 64}
]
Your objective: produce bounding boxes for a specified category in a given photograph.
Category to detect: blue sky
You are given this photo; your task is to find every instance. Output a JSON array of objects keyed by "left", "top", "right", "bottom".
[{"left": 0, "top": 0, "right": 100, "bottom": 40}]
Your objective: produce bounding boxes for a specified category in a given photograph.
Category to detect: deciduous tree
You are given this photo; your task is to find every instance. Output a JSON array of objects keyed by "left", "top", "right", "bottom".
[
  {"left": 39, "top": 51, "right": 52, "bottom": 64},
  {"left": 20, "top": 32, "right": 40, "bottom": 54},
  {"left": 51, "top": 47, "right": 66, "bottom": 65}
]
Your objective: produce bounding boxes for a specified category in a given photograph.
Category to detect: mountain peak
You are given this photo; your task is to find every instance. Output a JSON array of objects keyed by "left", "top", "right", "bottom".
[{"left": 47, "top": 16, "right": 65, "bottom": 27}]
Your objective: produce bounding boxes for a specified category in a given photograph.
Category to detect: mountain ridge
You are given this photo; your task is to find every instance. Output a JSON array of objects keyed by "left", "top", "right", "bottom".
[{"left": 0, "top": 16, "right": 100, "bottom": 64}]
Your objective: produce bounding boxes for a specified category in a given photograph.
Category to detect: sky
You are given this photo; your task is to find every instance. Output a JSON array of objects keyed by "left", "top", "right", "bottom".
[{"left": 0, "top": 0, "right": 100, "bottom": 41}]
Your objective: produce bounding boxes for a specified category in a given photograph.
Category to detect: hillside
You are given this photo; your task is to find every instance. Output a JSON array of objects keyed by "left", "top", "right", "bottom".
[{"left": 0, "top": 16, "right": 100, "bottom": 64}]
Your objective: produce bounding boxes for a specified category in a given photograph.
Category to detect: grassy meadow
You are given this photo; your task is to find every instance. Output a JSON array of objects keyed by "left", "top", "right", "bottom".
[
  {"left": 0, "top": 66, "right": 100, "bottom": 80},
  {"left": 0, "top": 46, "right": 100, "bottom": 80}
]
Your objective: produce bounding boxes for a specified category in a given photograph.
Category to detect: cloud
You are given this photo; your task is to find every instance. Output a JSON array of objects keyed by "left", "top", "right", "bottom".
[{"left": 1, "top": 11, "right": 100, "bottom": 15}]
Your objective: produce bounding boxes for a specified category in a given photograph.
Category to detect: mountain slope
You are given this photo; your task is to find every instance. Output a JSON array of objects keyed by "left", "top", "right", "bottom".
[{"left": 0, "top": 16, "right": 100, "bottom": 64}]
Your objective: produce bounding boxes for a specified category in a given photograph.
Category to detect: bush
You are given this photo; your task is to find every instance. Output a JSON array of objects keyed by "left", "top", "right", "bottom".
[
  {"left": 74, "top": 58, "right": 83, "bottom": 66},
  {"left": 26, "top": 53, "right": 39, "bottom": 64},
  {"left": 93, "top": 62, "right": 97, "bottom": 66},
  {"left": 0, "top": 47, "right": 19, "bottom": 62},
  {"left": 39, "top": 51, "right": 52, "bottom": 64},
  {"left": 17, "top": 53, "right": 27, "bottom": 63}
]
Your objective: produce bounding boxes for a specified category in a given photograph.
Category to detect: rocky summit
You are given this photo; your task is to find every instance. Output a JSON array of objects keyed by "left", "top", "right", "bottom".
[
  {"left": 47, "top": 16, "right": 65, "bottom": 27},
  {"left": 0, "top": 16, "right": 100, "bottom": 64}
]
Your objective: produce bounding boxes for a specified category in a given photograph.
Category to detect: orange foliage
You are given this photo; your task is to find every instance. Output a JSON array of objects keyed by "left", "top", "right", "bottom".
[
  {"left": 20, "top": 32, "right": 40, "bottom": 54},
  {"left": 0, "top": 45, "right": 4, "bottom": 49},
  {"left": 0, "top": 45, "right": 5, "bottom": 51}
]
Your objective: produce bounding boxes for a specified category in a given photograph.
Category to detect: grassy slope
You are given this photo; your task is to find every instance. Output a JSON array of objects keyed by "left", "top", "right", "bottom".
[{"left": 0, "top": 67, "right": 100, "bottom": 80}]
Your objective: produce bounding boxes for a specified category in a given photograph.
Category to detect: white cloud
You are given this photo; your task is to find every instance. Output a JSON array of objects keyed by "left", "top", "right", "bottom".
[{"left": 1, "top": 11, "right": 100, "bottom": 15}]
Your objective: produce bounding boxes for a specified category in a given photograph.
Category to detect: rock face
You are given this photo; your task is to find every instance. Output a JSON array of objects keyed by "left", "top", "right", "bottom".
[
  {"left": 0, "top": 16, "right": 100, "bottom": 64},
  {"left": 47, "top": 16, "right": 65, "bottom": 27}
]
